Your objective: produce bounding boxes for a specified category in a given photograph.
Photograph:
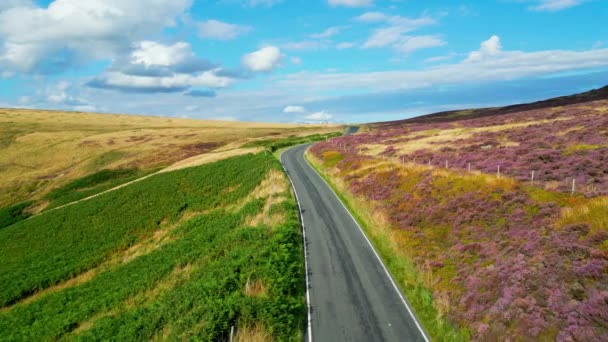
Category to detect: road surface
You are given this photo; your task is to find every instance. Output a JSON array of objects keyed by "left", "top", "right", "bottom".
[{"left": 281, "top": 144, "right": 428, "bottom": 342}]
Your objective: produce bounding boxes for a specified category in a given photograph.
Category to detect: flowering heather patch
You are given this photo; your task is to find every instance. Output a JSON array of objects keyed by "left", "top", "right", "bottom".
[
  {"left": 309, "top": 96, "right": 608, "bottom": 340},
  {"left": 315, "top": 99, "right": 608, "bottom": 196},
  {"left": 310, "top": 149, "right": 608, "bottom": 340}
]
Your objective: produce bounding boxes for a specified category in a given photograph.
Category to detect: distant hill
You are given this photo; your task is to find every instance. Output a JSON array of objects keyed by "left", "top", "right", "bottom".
[{"left": 375, "top": 85, "right": 608, "bottom": 126}]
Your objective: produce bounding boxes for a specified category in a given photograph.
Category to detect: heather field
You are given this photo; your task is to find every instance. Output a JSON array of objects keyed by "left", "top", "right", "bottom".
[
  {"left": 308, "top": 91, "right": 608, "bottom": 341},
  {"left": 0, "top": 153, "right": 305, "bottom": 340},
  {"left": 347, "top": 96, "right": 608, "bottom": 197}
]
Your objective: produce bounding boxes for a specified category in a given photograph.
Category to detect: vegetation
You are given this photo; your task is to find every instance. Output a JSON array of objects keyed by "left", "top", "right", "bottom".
[
  {"left": 0, "top": 153, "right": 305, "bottom": 340},
  {"left": 0, "top": 201, "right": 33, "bottom": 229},
  {"left": 244, "top": 132, "right": 342, "bottom": 152},
  {"left": 42, "top": 168, "right": 156, "bottom": 210},
  {"left": 308, "top": 95, "right": 608, "bottom": 340},
  {"left": 0, "top": 107, "right": 340, "bottom": 208}
]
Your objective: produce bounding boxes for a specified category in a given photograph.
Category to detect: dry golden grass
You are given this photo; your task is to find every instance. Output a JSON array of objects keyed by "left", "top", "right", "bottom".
[
  {"left": 244, "top": 278, "right": 268, "bottom": 298},
  {"left": 0, "top": 107, "right": 340, "bottom": 207},
  {"left": 242, "top": 169, "right": 289, "bottom": 228},
  {"left": 559, "top": 196, "right": 608, "bottom": 234},
  {"left": 235, "top": 324, "right": 272, "bottom": 342},
  {"left": 361, "top": 116, "right": 574, "bottom": 156}
]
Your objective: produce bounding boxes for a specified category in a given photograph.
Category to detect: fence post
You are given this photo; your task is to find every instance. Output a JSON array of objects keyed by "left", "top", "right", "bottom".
[
  {"left": 428, "top": 160, "right": 431, "bottom": 167},
  {"left": 467, "top": 162, "right": 471, "bottom": 172},
  {"left": 531, "top": 170, "right": 535, "bottom": 185},
  {"left": 497, "top": 165, "right": 501, "bottom": 179},
  {"left": 445, "top": 160, "right": 449, "bottom": 169},
  {"left": 230, "top": 326, "right": 235, "bottom": 342},
  {"left": 571, "top": 178, "right": 576, "bottom": 195}
]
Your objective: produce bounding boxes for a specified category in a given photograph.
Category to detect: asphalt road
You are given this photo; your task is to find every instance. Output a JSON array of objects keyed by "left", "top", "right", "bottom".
[{"left": 281, "top": 144, "right": 428, "bottom": 342}]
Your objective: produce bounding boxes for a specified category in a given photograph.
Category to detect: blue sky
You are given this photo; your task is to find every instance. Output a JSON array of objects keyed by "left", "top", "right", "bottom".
[{"left": 0, "top": 0, "right": 606, "bottom": 123}]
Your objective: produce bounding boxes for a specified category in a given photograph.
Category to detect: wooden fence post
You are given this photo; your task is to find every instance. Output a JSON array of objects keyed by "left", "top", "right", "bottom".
[{"left": 531, "top": 170, "right": 535, "bottom": 185}]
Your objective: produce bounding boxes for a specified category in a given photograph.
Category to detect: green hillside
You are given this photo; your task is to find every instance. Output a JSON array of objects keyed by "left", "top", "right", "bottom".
[{"left": 0, "top": 152, "right": 305, "bottom": 340}]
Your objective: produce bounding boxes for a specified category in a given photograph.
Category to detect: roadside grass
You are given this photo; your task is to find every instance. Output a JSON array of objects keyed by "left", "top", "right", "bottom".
[
  {"left": 0, "top": 152, "right": 305, "bottom": 340},
  {"left": 305, "top": 151, "right": 470, "bottom": 341}
]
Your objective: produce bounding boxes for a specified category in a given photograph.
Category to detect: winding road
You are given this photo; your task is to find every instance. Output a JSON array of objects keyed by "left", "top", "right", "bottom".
[{"left": 281, "top": 144, "right": 429, "bottom": 342}]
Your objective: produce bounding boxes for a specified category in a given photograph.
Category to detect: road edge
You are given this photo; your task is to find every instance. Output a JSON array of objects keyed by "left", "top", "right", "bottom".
[
  {"left": 280, "top": 146, "right": 313, "bottom": 342},
  {"left": 304, "top": 148, "right": 432, "bottom": 342}
]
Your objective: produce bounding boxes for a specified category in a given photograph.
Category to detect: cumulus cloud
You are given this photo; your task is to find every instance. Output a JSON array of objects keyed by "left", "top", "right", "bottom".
[
  {"left": 0, "top": 0, "right": 192, "bottom": 74},
  {"left": 241, "top": 46, "right": 282, "bottom": 72},
  {"left": 197, "top": 20, "right": 252, "bottom": 40},
  {"left": 283, "top": 105, "right": 306, "bottom": 113},
  {"left": 530, "top": 0, "right": 584, "bottom": 11},
  {"left": 328, "top": 0, "right": 372, "bottom": 7},
  {"left": 131, "top": 41, "right": 192, "bottom": 67},
  {"left": 466, "top": 35, "right": 501, "bottom": 61},
  {"left": 88, "top": 40, "right": 233, "bottom": 93},
  {"left": 305, "top": 110, "right": 332, "bottom": 121},
  {"left": 278, "top": 35, "right": 608, "bottom": 93}
]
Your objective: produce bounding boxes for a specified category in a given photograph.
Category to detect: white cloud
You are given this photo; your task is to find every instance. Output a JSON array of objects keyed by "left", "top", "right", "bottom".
[
  {"left": 197, "top": 19, "right": 252, "bottom": 40},
  {"left": 531, "top": 0, "right": 584, "bottom": 11},
  {"left": 466, "top": 35, "right": 501, "bottom": 61},
  {"left": 360, "top": 14, "right": 437, "bottom": 52},
  {"left": 394, "top": 35, "right": 445, "bottom": 54},
  {"left": 283, "top": 105, "right": 306, "bottom": 113},
  {"left": 305, "top": 110, "right": 332, "bottom": 121},
  {"left": 336, "top": 42, "right": 356, "bottom": 49},
  {"left": 0, "top": 0, "right": 193, "bottom": 74},
  {"left": 89, "top": 40, "right": 235, "bottom": 93},
  {"left": 0, "top": 0, "right": 32, "bottom": 12},
  {"left": 310, "top": 26, "right": 343, "bottom": 39},
  {"left": 278, "top": 36, "right": 608, "bottom": 93},
  {"left": 328, "top": 0, "right": 372, "bottom": 7},
  {"left": 131, "top": 41, "right": 191, "bottom": 67},
  {"left": 355, "top": 12, "right": 388, "bottom": 22},
  {"left": 290, "top": 56, "right": 302, "bottom": 65},
  {"left": 93, "top": 70, "right": 233, "bottom": 90},
  {"left": 241, "top": 46, "right": 282, "bottom": 72}
]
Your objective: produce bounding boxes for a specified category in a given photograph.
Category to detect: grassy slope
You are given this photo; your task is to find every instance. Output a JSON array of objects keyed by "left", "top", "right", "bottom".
[
  {"left": 0, "top": 107, "right": 340, "bottom": 207},
  {"left": 0, "top": 153, "right": 305, "bottom": 340}
]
